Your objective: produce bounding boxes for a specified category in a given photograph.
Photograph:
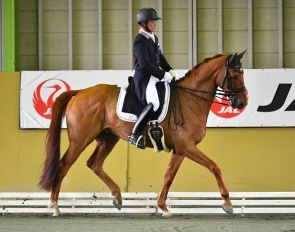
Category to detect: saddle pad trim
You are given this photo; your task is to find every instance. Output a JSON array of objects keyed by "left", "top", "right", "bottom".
[{"left": 116, "top": 82, "right": 170, "bottom": 123}]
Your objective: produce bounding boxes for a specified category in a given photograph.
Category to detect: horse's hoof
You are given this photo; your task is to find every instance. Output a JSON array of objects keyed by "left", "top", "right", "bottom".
[
  {"left": 222, "top": 205, "right": 233, "bottom": 214},
  {"left": 162, "top": 211, "right": 172, "bottom": 218},
  {"left": 53, "top": 207, "right": 61, "bottom": 217},
  {"left": 113, "top": 199, "right": 122, "bottom": 210}
]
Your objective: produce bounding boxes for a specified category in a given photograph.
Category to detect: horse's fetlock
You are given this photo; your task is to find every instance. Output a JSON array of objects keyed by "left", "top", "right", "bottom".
[
  {"left": 111, "top": 190, "right": 121, "bottom": 199},
  {"left": 222, "top": 193, "right": 230, "bottom": 199},
  {"left": 157, "top": 201, "right": 166, "bottom": 209}
]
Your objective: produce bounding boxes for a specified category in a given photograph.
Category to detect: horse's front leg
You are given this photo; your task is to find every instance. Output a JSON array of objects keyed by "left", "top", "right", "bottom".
[
  {"left": 158, "top": 152, "right": 184, "bottom": 218},
  {"left": 184, "top": 144, "right": 233, "bottom": 214}
]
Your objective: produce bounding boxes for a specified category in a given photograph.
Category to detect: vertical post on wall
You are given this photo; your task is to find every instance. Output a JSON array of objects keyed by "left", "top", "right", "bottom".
[
  {"left": 0, "top": 0, "right": 3, "bottom": 71},
  {"left": 188, "top": 0, "right": 193, "bottom": 68},
  {"left": 218, "top": 0, "right": 223, "bottom": 54},
  {"left": 192, "top": 0, "right": 197, "bottom": 66},
  {"left": 128, "top": 0, "right": 133, "bottom": 69},
  {"left": 38, "top": 0, "right": 43, "bottom": 70},
  {"left": 2, "top": 0, "right": 18, "bottom": 71},
  {"left": 278, "top": 0, "right": 283, "bottom": 68},
  {"left": 188, "top": 0, "right": 198, "bottom": 67},
  {"left": 98, "top": 0, "right": 102, "bottom": 69},
  {"left": 158, "top": 0, "right": 163, "bottom": 52},
  {"left": 248, "top": 0, "right": 253, "bottom": 68},
  {"left": 68, "top": 0, "right": 73, "bottom": 70}
]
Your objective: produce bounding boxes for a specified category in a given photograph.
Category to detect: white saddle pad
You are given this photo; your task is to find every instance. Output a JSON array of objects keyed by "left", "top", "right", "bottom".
[{"left": 116, "top": 82, "right": 170, "bottom": 123}]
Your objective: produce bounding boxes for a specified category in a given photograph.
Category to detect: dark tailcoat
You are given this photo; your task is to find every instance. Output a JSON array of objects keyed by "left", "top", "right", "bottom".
[{"left": 132, "top": 32, "right": 173, "bottom": 105}]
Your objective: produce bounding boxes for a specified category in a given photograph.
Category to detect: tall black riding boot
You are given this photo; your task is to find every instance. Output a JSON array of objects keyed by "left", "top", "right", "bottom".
[{"left": 128, "top": 103, "right": 155, "bottom": 149}]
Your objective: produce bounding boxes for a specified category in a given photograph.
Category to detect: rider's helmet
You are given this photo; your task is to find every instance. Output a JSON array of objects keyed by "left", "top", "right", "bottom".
[{"left": 136, "top": 8, "right": 161, "bottom": 24}]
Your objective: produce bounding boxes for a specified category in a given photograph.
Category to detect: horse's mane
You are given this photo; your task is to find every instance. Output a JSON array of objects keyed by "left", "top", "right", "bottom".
[{"left": 183, "top": 53, "right": 225, "bottom": 78}]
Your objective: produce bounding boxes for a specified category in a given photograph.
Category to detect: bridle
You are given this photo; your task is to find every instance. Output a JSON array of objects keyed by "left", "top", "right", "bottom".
[
  {"left": 168, "top": 54, "right": 246, "bottom": 130},
  {"left": 221, "top": 54, "right": 246, "bottom": 102}
]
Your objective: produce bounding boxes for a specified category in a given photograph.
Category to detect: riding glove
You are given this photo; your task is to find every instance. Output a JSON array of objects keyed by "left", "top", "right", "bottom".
[
  {"left": 169, "top": 69, "right": 177, "bottom": 78},
  {"left": 163, "top": 72, "right": 173, "bottom": 83}
]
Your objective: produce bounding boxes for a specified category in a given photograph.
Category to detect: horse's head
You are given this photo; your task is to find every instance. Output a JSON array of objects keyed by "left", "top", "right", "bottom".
[{"left": 218, "top": 50, "right": 248, "bottom": 109}]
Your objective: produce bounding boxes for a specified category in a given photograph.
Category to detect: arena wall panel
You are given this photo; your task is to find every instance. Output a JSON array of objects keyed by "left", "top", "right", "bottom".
[{"left": 0, "top": 72, "right": 294, "bottom": 193}]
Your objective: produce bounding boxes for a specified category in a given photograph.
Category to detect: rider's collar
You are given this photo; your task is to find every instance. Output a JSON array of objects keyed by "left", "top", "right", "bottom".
[{"left": 139, "top": 28, "right": 155, "bottom": 43}]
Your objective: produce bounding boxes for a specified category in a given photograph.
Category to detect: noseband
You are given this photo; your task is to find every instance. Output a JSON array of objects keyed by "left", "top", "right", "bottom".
[{"left": 221, "top": 54, "right": 246, "bottom": 101}]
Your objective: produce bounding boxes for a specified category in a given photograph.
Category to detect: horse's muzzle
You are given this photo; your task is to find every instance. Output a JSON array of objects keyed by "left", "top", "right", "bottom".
[{"left": 232, "top": 97, "right": 247, "bottom": 109}]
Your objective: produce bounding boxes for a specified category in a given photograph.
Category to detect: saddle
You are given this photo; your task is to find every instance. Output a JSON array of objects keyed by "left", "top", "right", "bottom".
[
  {"left": 116, "top": 76, "right": 171, "bottom": 153},
  {"left": 122, "top": 76, "right": 165, "bottom": 118}
]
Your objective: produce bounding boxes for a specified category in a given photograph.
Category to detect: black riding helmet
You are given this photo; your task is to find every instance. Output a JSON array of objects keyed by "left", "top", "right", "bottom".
[{"left": 136, "top": 8, "right": 161, "bottom": 32}]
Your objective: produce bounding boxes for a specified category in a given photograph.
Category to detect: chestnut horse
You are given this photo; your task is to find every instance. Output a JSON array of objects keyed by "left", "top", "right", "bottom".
[{"left": 39, "top": 51, "right": 247, "bottom": 217}]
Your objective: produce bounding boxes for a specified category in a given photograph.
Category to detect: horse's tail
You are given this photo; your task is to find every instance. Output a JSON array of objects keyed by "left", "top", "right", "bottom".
[{"left": 38, "top": 90, "right": 79, "bottom": 191}]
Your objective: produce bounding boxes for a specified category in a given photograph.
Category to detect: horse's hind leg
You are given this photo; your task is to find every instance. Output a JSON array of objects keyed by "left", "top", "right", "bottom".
[
  {"left": 49, "top": 143, "right": 86, "bottom": 216},
  {"left": 86, "top": 131, "right": 122, "bottom": 209},
  {"left": 157, "top": 152, "right": 184, "bottom": 218}
]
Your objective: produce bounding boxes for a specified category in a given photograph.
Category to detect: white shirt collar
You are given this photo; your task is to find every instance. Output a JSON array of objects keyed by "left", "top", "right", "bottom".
[{"left": 139, "top": 28, "right": 155, "bottom": 43}]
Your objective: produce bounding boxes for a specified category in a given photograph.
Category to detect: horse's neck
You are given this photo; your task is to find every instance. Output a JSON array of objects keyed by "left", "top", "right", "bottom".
[
  {"left": 191, "top": 57, "right": 225, "bottom": 94},
  {"left": 179, "top": 62, "right": 223, "bottom": 119}
]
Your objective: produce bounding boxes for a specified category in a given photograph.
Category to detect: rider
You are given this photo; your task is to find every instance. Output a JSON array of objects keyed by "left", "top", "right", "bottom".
[{"left": 128, "top": 8, "right": 176, "bottom": 149}]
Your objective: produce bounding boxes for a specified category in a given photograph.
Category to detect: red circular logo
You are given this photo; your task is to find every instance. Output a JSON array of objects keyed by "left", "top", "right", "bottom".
[
  {"left": 33, "top": 79, "right": 71, "bottom": 119},
  {"left": 210, "top": 91, "right": 248, "bottom": 118}
]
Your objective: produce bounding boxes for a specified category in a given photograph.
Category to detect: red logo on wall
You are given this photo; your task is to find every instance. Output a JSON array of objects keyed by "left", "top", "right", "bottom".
[
  {"left": 33, "top": 79, "right": 71, "bottom": 119},
  {"left": 210, "top": 91, "right": 248, "bottom": 118}
]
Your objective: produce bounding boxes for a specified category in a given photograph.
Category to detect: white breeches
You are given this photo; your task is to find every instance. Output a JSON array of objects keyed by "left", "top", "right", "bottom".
[{"left": 146, "top": 76, "right": 160, "bottom": 111}]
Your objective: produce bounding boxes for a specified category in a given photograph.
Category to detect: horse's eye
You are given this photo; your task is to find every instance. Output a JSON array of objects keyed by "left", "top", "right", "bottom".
[{"left": 232, "top": 75, "right": 238, "bottom": 79}]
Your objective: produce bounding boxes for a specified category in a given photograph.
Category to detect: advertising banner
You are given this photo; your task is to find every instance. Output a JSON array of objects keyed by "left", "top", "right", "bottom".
[
  {"left": 208, "top": 69, "right": 295, "bottom": 127},
  {"left": 20, "top": 69, "right": 295, "bottom": 128}
]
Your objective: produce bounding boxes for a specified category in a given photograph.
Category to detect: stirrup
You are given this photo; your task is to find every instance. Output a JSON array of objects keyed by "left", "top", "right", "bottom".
[{"left": 128, "top": 134, "right": 146, "bottom": 149}]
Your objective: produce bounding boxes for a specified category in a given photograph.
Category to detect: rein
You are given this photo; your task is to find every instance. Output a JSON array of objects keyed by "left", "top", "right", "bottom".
[
  {"left": 167, "top": 54, "right": 246, "bottom": 130},
  {"left": 168, "top": 83, "right": 230, "bottom": 131}
]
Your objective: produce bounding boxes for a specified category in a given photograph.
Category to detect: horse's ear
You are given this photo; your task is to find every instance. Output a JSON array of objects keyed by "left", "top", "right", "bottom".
[
  {"left": 229, "top": 53, "right": 237, "bottom": 64},
  {"left": 238, "top": 50, "right": 247, "bottom": 60}
]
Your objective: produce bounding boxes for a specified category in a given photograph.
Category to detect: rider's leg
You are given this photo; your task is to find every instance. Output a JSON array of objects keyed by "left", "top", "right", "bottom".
[
  {"left": 128, "top": 76, "right": 159, "bottom": 149},
  {"left": 128, "top": 103, "right": 154, "bottom": 149},
  {"left": 146, "top": 76, "right": 160, "bottom": 112}
]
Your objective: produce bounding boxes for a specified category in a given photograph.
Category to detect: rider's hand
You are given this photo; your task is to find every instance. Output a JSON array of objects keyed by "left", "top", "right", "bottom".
[
  {"left": 163, "top": 72, "right": 173, "bottom": 83},
  {"left": 169, "top": 69, "right": 176, "bottom": 78}
]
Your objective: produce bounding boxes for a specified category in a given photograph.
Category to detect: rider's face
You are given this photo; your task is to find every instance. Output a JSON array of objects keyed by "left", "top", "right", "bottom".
[
  {"left": 147, "top": 20, "right": 157, "bottom": 32},
  {"left": 142, "top": 20, "right": 157, "bottom": 33}
]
